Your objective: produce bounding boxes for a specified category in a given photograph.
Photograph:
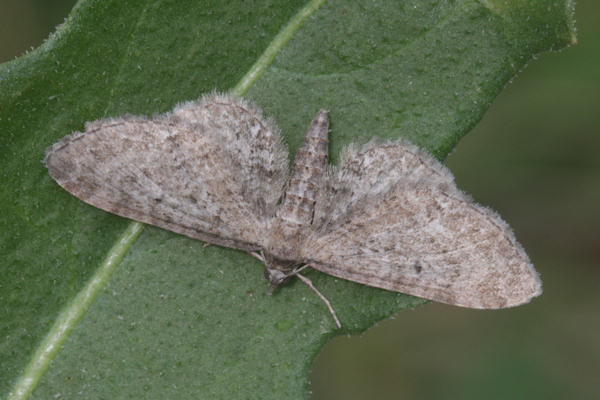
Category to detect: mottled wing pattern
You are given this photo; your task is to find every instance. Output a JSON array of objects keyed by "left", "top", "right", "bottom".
[
  {"left": 45, "top": 93, "right": 289, "bottom": 252},
  {"left": 303, "top": 140, "right": 542, "bottom": 308}
]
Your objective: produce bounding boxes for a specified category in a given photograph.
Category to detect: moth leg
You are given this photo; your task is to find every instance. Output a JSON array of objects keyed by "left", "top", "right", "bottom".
[
  {"left": 250, "top": 251, "right": 265, "bottom": 263},
  {"left": 295, "top": 273, "right": 341, "bottom": 329}
]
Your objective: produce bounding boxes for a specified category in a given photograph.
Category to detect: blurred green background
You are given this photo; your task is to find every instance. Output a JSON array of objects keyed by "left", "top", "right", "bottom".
[{"left": 2, "top": 1, "right": 598, "bottom": 399}]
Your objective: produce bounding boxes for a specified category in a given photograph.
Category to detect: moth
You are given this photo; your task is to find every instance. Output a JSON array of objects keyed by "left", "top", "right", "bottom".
[{"left": 45, "top": 93, "right": 542, "bottom": 327}]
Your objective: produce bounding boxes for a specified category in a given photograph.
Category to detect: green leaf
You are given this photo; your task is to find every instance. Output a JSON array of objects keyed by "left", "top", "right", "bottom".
[{"left": 0, "top": 0, "right": 575, "bottom": 399}]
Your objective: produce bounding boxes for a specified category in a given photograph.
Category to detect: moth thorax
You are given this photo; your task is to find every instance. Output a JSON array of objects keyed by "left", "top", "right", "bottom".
[{"left": 267, "top": 218, "right": 304, "bottom": 259}]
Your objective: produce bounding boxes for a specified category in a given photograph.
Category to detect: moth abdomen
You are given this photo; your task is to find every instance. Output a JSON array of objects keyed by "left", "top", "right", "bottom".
[{"left": 276, "top": 110, "right": 329, "bottom": 227}]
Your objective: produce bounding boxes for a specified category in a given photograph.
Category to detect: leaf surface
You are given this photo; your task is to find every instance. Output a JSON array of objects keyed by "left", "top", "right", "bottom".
[{"left": 0, "top": 0, "right": 575, "bottom": 398}]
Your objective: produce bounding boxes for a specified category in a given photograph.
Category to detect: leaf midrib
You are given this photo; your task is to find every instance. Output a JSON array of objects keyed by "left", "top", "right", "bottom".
[{"left": 7, "top": 1, "right": 326, "bottom": 398}]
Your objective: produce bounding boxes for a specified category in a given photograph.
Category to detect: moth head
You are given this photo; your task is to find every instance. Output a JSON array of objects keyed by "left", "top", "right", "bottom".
[
  {"left": 264, "top": 267, "right": 290, "bottom": 294},
  {"left": 263, "top": 253, "right": 299, "bottom": 294}
]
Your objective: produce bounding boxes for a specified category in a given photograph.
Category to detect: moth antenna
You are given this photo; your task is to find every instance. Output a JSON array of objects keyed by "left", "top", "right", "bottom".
[
  {"left": 295, "top": 273, "right": 341, "bottom": 329},
  {"left": 288, "top": 263, "right": 309, "bottom": 276}
]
